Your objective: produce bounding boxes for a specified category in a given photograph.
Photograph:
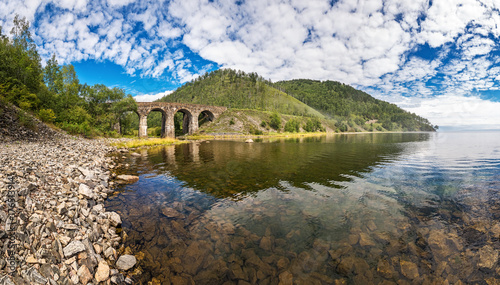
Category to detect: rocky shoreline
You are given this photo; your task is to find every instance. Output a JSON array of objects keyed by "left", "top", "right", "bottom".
[{"left": 0, "top": 135, "right": 138, "bottom": 284}]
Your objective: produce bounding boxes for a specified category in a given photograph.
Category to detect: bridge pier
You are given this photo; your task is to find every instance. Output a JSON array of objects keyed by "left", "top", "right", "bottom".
[
  {"left": 189, "top": 113, "right": 199, "bottom": 135},
  {"left": 139, "top": 113, "right": 148, "bottom": 138}
]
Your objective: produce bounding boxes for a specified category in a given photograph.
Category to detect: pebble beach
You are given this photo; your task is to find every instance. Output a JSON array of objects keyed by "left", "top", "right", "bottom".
[{"left": 0, "top": 129, "right": 137, "bottom": 284}]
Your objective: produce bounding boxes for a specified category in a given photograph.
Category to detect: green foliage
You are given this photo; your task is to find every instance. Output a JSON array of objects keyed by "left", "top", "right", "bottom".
[
  {"left": 0, "top": 16, "right": 138, "bottom": 137},
  {"left": 229, "top": 118, "right": 235, "bottom": 125},
  {"left": 275, "top": 79, "right": 436, "bottom": 132},
  {"left": 59, "top": 106, "right": 91, "bottom": 125},
  {"left": 269, "top": 113, "right": 281, "bottom": 130},
  {"left": 303, "top": 117, "right": 324, "bottom": 132},
  {"left": 336, "top": 121, "right": 348, "bottom": 132},
  {"left": 38, "top": 108, "right": 56, "bottom": 123},
  {"left": 260, "top": 121, "right": 267, "bottom": 128},
  {"left": 249, "top": 125, "right": 263, "bottom": 135},
  {"left": 284, "top": 118, "right": 300, "bottom": 133}
]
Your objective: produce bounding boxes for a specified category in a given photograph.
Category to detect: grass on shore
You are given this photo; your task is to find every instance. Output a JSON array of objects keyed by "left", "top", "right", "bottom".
[
  {"left": 186, "top": 131, "right": 330, "bottom": 140},
  {"left": 110, "top": 137, "right": 189, "bottom": 148}
]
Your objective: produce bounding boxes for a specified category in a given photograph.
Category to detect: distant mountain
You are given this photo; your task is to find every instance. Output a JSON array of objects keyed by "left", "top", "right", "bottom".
[
  {"left": 274, "top": 79, "right": 436, "bottom": 132},
  {"left": 159, "top": 69, "right": 436, "bottom": 133}
]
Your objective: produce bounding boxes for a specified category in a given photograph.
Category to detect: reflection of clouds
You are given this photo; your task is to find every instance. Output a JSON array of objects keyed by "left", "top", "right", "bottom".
[{"left": 365, "top": 132, "right": 500, "bottom": 207}]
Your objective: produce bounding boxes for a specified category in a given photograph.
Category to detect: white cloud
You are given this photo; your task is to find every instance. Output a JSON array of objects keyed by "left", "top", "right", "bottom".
[
  {"left": 107, "top": 0, "right": 135, "bottom": 8},
  {"left": 134, "top": 90, "right": 173, "bottom": 102},
  {"left": 396, "top": 94, "right": 500, "bottom": 128}
]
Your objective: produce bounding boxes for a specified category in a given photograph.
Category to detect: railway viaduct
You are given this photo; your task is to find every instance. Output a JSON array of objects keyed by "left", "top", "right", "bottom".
[{"left": 134, "top": 102, "right": 227, "bottom": 138}]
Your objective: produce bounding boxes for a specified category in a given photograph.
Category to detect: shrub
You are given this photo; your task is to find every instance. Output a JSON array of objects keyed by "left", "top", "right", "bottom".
[
  {"left": 376, "top": 125, "right": 383, "bottom": 131},
  {"left": 336, "top": 121, "right": 348, "bottom": 132},
  {"left": 38, "top": 109, "right": 56, "bottom": 123},
  {"left": 249, "top": 125, "right": 263, "bottom": 135},
  {"left": 304, "top": 118, "right": 324, "bottom": 132},
  {"left": 269, "top": 113, "right": 281, "bottom": 130},
  {"left": 260, "top": 121, "right": 267, "bottom": 128},
  {"left": 284, "top": 118, "right": 300, "bottom": 133},
  {"left": 229, "top": 118, "right": 235, "bottom": 125}
]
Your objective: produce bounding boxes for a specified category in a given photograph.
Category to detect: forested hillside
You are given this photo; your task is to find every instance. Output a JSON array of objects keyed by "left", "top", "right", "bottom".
[
  {"left": 274, "top": 79, "right": 436, "bottom": 132},
  {"left": 159, "top": 69, "right": 436, "bottom": 133},
  {"left": 160, "top": 69, "right": 324, "bottom": 118},
  {"left": 0, "top": 16, "right": 136, "bottom": 138}
]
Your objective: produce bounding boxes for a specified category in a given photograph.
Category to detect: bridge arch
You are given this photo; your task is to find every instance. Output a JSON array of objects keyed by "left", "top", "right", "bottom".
[
  {"left": 174, "top": 108, "right": 194, "bottom": 136},
  {"left": 198, "top": 110, "right": 215, "bottom": 126}
]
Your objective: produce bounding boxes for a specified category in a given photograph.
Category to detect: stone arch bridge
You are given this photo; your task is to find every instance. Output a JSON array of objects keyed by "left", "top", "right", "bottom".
[{"left": 135, "top": 102, "right": 227, "bottom": 138}]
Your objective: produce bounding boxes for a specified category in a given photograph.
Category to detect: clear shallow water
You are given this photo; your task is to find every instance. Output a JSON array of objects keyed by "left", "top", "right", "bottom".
[{"left": 106, "top": 132, "right": 500, "bottom": 284}]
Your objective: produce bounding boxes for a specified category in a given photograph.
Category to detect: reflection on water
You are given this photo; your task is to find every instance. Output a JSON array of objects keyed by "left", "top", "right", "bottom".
[{"left": 106, "top": 132, "right": 500, "bottom": 284}]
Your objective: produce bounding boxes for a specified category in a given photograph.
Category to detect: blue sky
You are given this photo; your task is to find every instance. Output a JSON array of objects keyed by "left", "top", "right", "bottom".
[{"left": 1, "top": 0, "right": 500, "bottom": 128}]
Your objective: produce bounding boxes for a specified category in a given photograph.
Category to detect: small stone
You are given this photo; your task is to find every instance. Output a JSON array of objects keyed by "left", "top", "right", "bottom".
[
  {"left": 63, "top": 224, "right": 79, "bottom": 230},
  {"left": 479, "top": 245, "right": 498, "bottom": 269},
  {"left": 79, "top": 184, "right": 95, "bottom": 199},
  {"left": 377, "top": 259, "right": 394, "bottom": 279},
  {"left": 279, "top": 271, "right": 293, "bottom": 285},
  {"left": 59, "top": 236, "right": 71, "bottom": 246},
  {"left": 108, "top": 212, "right": 122, "bottom": 227},
  {"left": 26, "top": 255, "right": 38, "bottom": 264},
  {"left": 116, "top": 255, "right": 137, "bottom": 271},
  {"left": 95, "top": 260, "right": 110, "bottom": 282},
  {"left": 131, "top": 153, "right": 141, "bottom": 157},
  {"left": 104, "top": 247, "right": 115, "bottom": 259},
  {"left": 115, "top": 175, "right": 139, "bottom": 184},
  {"left": 111, "top": 274, "right": 125, "bottom": 284},
  {"left": 78, "top": 167, "right": 91, "bottom": 177},
  {"left": 359, "top": 232, "right": 375, "bottom": 247},
  {"left": 56, "top": 202, "right": 67, "bottom": 215},
  {"left": 94, "top": 243, "right": 102, "bottom": 254},
  {"left": 77, "top": 265, "right": 92, "bottom": 285},
  {"left": 28, "top": 268, "right": 48, "bottom": 284},
  {"left": 161, "top": 207, "right": 183, "bottom": 218},
  {"left": 63, "top": 241, "right": 86, "bottom": 257},
  {"left": 259, "top": 236, "right": 272, "bottom": 251},
  {"left": 400, "top": 260, "right": 419, "bottom": 280},
  {"left": 245, "top": 139, "right": 254, "bottom": 143}
]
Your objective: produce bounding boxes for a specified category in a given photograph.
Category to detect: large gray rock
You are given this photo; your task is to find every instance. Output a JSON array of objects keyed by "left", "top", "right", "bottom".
[
  {"left": 63, "top": 240, "right": 86, "bottom": 257},
  {"left": 115, "top": 255, "right": 137, "bottom": 271}
]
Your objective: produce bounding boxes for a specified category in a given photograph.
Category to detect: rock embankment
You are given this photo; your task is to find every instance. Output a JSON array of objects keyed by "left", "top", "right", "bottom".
[
  {"left": 0, "top": 101, "right": 62, "bottom": 143},
  {"left": 0, "top": 137, "right": 136, "bottom": 284}
]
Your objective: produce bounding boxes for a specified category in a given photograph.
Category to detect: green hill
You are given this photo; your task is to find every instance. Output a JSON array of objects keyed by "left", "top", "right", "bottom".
[
  {"left": 274, "top": 79, "right": 436, "bottom": 132},
  {"left": 160, "top": 69, "right": 323, "bottom": 118},
  {"left": 157, "top": 69, "right": 436, "bottom": 134}
]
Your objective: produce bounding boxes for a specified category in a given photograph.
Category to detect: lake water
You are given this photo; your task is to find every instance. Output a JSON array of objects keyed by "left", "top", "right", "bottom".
[{"left": 106, "top": 132, "right": 500, "bottom": 284}]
